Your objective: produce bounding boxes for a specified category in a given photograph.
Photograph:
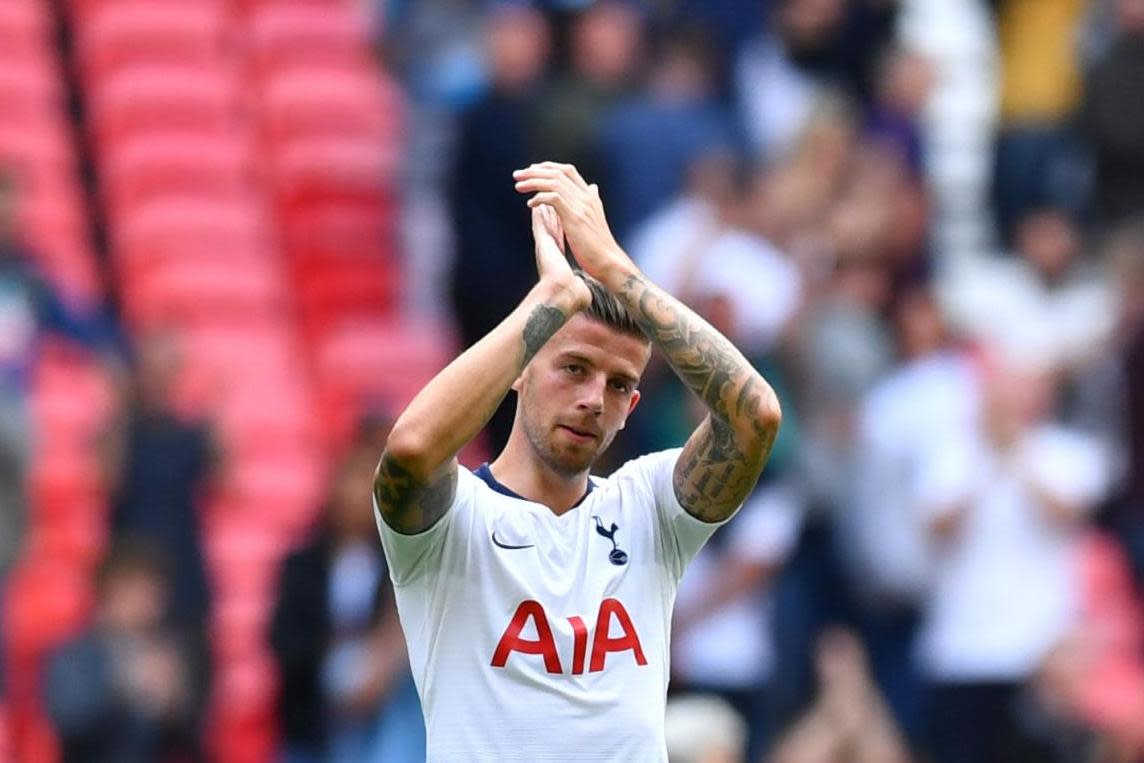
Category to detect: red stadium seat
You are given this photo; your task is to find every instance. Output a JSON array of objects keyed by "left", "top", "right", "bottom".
[
  {"left": 296, "top": 262, "right": 396, "bottom": 326},
  {"left": 0, "top": 0, "right": 52, "bottom": 59},
  {"left": 0, "top": 61, "right": 67, "bottom": 125},
  {"left": 101, "top": 133, "right": 252, "bottom": 212},
  {"left": 281, "top": 201, "right": 394, "bottom": 254},
  {"left": 208, "top": 653, "right": 278, "bottom": 763},
  {"left": 87, "top": 65, "right": 236, "bottom": 146},
  {"left": 181, "top": 324, "right": 301, "bottom": 382},
  {"left": 314, "top": 319, "right": 453, "bottom": 411},
  {"left": 3, "top": 560, "right": 93, "bottom": 658},
  {"left": 0, "top": 123, "right": 76, "bottom": 176},
  {"left": 113, "top": 197, "right": 270, "bottom": 261},
  {"left": 125, "top": 256, "right": 287, "bottom": 326},
  {"left": 260, "top": 69, "right": 397, "bottom": 145},
  {"left": 246, "top": 2, "right": 372, "bottom": 70},
  {"left": 65, "top": 0, "right": 225, "bottom": 23},
  {"left": 75, "top": 1, "right": 227, "bottom": 81},
  {"left": 270, "top": 136, "right": 397, "bottom": 196}
]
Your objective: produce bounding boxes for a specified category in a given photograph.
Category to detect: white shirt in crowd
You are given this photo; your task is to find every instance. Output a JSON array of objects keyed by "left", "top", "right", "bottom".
[
  {"left": 632, "top": 201, "right": 803, "bottom": 357},
  {"left": 735, "top": 34, "right": 822, "bottom": 160},
  {"left": 673, "top": 483, "right": 803, "bottom": 689},
  {"left": 842, "top": 350, "right": 981, "bottom": 607},
  {"left": 913, "top": 425, "right": 1109, "bottom": 683},
  {"left": 322, "top": 541, "right": 386, "bottom": 703},
  {"left": 376, "top": 449, "right": 726, "bottom": 763},
  {"left": 940, "top": 257, "right": 1116, "bottom": 369}
]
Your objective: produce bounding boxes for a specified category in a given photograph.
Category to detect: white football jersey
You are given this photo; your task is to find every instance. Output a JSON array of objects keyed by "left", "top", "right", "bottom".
[{"left": 375, "top": 448, "right": 725, "bottom": 762}]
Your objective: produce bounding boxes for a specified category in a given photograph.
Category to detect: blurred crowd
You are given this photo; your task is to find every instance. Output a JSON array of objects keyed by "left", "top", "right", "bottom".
[{"left": 1, "top": 0, "right": 1143, "bottom": 761}]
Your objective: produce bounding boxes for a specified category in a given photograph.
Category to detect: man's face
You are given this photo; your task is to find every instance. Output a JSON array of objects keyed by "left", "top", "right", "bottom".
[
  {"left": 515, "top": 314, "right": 650, "bottom": 477},
  {"left": 102, "top": 570, "right": 167, "bottom": 634}
]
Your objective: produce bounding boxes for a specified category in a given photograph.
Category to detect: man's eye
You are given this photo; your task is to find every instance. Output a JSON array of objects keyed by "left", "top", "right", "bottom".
[
  {"left": 610, "top": 380, "right": 631, "bottom": 392},
  {"left": 565, "top": 364, "right": 584, "bottom": 375}
]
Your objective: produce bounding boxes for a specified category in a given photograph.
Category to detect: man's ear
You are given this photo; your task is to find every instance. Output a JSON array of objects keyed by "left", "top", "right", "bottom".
[{"left": 619, "top": 389, "right": 641, "bottom": 428}]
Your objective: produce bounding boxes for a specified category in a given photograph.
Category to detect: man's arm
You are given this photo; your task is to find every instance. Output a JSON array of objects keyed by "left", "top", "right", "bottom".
[
  {"left": 374, "top": 206, "right": 590, "bottom": 534},
  {"left": 514, "top": 163, "right": 781, "bottom": 522}
]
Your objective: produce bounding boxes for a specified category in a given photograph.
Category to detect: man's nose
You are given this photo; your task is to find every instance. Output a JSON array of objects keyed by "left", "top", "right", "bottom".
[{"left": 576, "top": 374, "right": 606, "bottom": 414}]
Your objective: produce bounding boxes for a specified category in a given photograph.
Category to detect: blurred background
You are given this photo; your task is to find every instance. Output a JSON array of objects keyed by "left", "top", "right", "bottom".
[{"left": 0, "top": 0, "right": 1142, "bottom": 761}]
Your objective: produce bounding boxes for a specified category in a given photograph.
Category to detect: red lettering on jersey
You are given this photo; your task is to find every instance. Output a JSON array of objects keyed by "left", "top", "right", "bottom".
[
  {"left": 491, "top": 600, "right": 563, "bottom": 674},
  {"left": 589, "top": 598, "right": 648, "bottom": 672},
  {"left": 568, "top": 616, "right": 588, "bottom": 675}
]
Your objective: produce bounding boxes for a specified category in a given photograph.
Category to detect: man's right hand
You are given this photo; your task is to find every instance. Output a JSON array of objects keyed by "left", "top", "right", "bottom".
[{"left": 532, "top": 203, "right": 591, "bottom": 315}]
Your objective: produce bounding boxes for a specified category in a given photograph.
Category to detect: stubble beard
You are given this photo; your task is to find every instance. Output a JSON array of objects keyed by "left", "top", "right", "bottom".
[{"left": 522, "top": 409, "right": 596, "bottom": 478}]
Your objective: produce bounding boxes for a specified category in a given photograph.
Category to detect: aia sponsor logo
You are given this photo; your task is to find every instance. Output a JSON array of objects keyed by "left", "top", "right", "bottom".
[{"left": 491, "top": 598, "right": 648, "bottom": 675}]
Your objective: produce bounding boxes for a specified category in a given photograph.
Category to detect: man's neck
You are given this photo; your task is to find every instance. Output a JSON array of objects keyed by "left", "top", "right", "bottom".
[{"left": 489, "top": 433, "right": 590, "bottom": 515}]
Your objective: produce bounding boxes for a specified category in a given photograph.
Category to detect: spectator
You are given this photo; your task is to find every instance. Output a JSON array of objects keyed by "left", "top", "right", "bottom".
[
  {"left": 915, "top": 354, "right": 1110, "bottom": 763},
  {"left": 101, "top": 330, "right": 217, "bottom": 629},
  {"left": 1075, "top": 217, "right": 1144, "bottom": 584},
  {"left": 633, "top": 157, "right": 804, "bottom": 361},
  {"left": 385, "top": 0, "right": 486, "bottom": 109},
  {"left": 449, "top": 4, "right": 552, "bottom": 452},
  {"left": 736, "top": 0, "right": 876, "bottom": 160},
  {"left": 991, "top": 0, "right": 1090, "bottom": 243},
  {"left": 1111, "top": 221, "right": 1144, "bottom": 583},
  {"left": 672, "top": 481, "right": 804, "bottom": 760},
  {"left": 840, "top": 285, "right": 980, "bottom": 743},
  {"left": 767, "top": 628, "right": 912, "bottom": 763},
  {"left": 44, "top": 540, "right": 209, "bottom": 763},
  {"left": 664, "top": 694, "right": 748, "bottom": 763},
  {"left": 864, "top": 45, "right": 933, "bottom": 181},
  {"left": 792, "top": 197, "right": 897, "bottom": 517},
  {"left": 596, "top": 23, "right": 736, "bottom": 243},
  {"left": 0, "top": 170, "right": 117, "bottom": 701},
  {"left": 0, "top": 171, "right": 114, "bottom": 579},
  {"left": 941, "top": 206, "right": 1117, "bottom": 376},
  {"left": 270, "top": 442, "right": 421, "bottom": 763},
  {"left": 530, "top": 0, "right": 643, "bottom": 181},
  {"left": 1082, "top": 0, "right": 1144, "bottom": 225}
]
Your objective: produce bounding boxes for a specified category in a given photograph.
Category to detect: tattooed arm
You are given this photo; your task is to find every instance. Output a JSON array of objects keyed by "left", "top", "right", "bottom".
[
  {"left": 514, "top": 163, "right": 781, "bottom": 522},
  {"left": 374, "top": 206, "right": 591, "bottom": 534},
  {"left": 619, "top": 275, "right": 780, "bottom": 520}
]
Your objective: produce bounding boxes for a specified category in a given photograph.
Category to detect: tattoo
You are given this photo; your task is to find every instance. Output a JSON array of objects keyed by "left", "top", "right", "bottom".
[
  {"left": 674, "top": 420, "right": 756, "bottom": 517},
  {"left": 373, "top": 454, "right": 458, "bottom": 535},
  {"left": 619, "top": 275, "right": 744, "bottom": 416},
  {"left": 521, "top": 304, "right": 568, "bottom": 368},
  {"left": 617, "top": 273, "right": 780, "bottom": 521}
]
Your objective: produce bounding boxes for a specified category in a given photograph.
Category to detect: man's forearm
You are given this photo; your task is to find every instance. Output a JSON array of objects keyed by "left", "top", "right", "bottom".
[
  {"left": 607, "top": 265, "right": 780, "bottom": 519},
  {"left": 382, "top": 280, "right": 583, "bottom": 480},
  {"left": 374, "top": 279, "right": 583, "bottom": 533},
  {"left": 608, "top": 267, "right": 778, "bottom": 450}
]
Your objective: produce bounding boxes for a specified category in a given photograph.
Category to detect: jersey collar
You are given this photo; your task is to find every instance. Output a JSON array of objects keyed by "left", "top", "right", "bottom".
[{"left": 474, "top": 464, "right": 596, "bottom": 508}]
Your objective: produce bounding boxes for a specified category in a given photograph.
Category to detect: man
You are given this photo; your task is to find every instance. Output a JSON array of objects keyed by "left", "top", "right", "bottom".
[
  {"left": 45, "top": 541, "right": 209, "bottom": 763},
  {"left": 372, "top": 162, "right": 781, "bottom": 760}
]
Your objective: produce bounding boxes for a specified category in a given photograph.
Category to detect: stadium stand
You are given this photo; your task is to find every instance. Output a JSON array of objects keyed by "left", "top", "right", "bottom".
[{"left": 0, "top": 0, "right": 438, "bottom": 758}]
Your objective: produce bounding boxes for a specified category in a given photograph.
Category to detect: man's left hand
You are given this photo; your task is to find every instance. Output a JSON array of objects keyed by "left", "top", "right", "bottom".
[{"left": 514, "top": 162, "right": 634, "bottom": 286}]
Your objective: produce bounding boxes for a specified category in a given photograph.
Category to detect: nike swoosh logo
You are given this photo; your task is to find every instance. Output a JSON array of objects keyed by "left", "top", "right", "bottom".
[{"left": 491, "top": 531, "right": 534, "bottom": 550}]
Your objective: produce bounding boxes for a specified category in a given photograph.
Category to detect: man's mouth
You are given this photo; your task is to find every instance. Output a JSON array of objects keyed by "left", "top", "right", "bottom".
[{"left": 558, "top": 425, "right": 598, "bottom": 442}]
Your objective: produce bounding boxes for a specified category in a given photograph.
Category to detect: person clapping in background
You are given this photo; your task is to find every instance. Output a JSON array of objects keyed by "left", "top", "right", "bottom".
[{"left": 44, "top": 540, "right": 209, "bottom": 763}]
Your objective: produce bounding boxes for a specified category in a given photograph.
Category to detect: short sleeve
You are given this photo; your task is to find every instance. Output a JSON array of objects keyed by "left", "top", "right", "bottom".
[
  {"left": 628, "top": 448, "right": 734, "bottom": 581},
  {"left": 374, "top": 467, "right": 477, "bottom": 587}
]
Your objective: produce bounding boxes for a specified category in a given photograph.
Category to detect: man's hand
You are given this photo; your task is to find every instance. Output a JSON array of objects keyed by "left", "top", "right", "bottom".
[
  {"left": 532, "top": 203, "right": 591, "bottom": 314},
  {"left": 515, "top": 162, "right": 635, "bottom": 286}
]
